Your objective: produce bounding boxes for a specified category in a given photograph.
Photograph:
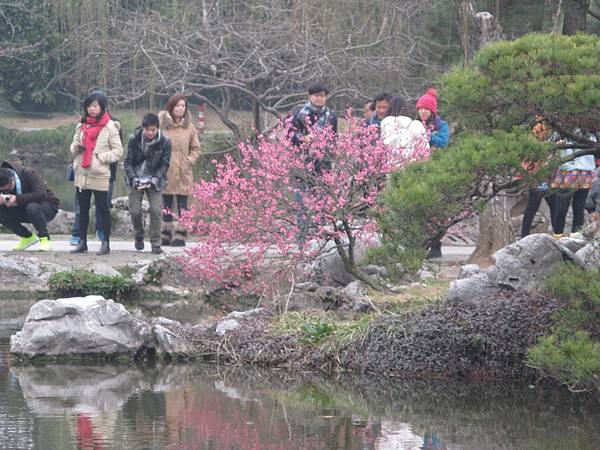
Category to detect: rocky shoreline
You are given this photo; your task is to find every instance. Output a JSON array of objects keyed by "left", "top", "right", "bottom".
[{"left": 6, "top": 232, "right": 600, "bottom": 384}]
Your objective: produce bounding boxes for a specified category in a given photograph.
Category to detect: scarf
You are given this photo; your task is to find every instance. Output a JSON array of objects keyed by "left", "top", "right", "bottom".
[
  {"left": 300, "top": 101, "right": 331, "bottom": 130},
  {"left": 141, "top": 130, "right": 161, "bottom": 157},
  {"left": 81, "top": 112, "right": 111, "bottom": 168}
]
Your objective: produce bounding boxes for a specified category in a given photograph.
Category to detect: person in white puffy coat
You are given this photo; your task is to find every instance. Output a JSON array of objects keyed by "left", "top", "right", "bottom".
[{"left": 380, "top": 96, "right": 430, "bottom": 167}]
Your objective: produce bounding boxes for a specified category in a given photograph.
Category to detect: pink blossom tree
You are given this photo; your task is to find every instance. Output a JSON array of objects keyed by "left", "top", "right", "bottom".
[{"left": 178, "top": 114, "right": 430, "bottom": 294}]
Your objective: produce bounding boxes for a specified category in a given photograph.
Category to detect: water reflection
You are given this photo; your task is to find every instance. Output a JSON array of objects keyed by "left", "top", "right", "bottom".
[
  {"left": 1, "top": 299, "right": 600, "bottom": 450},
  {"left": 2, "top": 358, "right": 599, "bottom": 450}
]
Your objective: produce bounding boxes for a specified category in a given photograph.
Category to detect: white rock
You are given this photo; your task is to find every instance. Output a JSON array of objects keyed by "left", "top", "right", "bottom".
[
  {"left": 342, "top": 280, "right": 369, "bottom": 297},
  {"left": 10, "top": 296, "right": 147, "bottom": 356},
  {"left": 457, "top": 264, "right": 481, "bottom": 279},
  {"left": 215, "top": 319, "right": 241, "bottom": 336}
]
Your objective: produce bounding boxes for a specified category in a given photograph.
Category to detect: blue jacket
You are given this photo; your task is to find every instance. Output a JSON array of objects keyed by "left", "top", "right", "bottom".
[
  {"left": 429, "top": 116, "right": 449, "bottom": 148},
  {"left": 366, "top": 112, "right": 382, "bottom": 129}
]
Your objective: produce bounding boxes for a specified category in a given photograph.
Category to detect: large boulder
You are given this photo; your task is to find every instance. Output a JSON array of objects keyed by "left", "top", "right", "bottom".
[
  {"left": 486, "top": 234, "right": 577, "bottom": 291},
  {"left": 47, "top": 209, "right": 75, "bottom": 235},
  {"left": 576, "top": 240, "right": 600, "bottom": 269},
  {"left": 10, "top": 296, "right": 150, "bottom": 357},
  {"left": 314, "top": 235, "right": 379, "bottom": 285},
  {"left": 447, "top": 234, "right": 580, "bottom": 305}
]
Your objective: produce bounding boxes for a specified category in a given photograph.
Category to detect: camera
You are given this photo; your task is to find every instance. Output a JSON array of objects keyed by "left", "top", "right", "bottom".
[
  {"left": 0, "top": 194, "right": 11, "bottom": 204},
  {"left": 136, "top": 176, "right": 152, "bottom": 190}
]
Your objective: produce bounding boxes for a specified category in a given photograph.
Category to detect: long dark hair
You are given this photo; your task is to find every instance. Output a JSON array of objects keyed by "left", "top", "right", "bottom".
[
  {"left": 385, "top": 96, "right": 411, "bottom": 118},
  {"left": 81, "top": 90, "right": 108, "bottom": 123}
]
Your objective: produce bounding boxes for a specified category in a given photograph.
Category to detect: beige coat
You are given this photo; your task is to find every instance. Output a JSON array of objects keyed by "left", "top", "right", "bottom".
[
  {"left": 158, "top": 111, "right": 201, "bottom": 195},
  {"left": 70, "top": 120, "right": 123, "bottom": 191}
]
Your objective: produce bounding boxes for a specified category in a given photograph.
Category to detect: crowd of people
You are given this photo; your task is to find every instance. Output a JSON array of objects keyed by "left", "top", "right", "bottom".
[{"left": 0, "top": 84, "right": 593, "bottom": 257}]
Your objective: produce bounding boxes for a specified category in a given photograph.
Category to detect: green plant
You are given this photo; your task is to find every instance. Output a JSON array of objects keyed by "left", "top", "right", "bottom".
[
  {"left": 524, "top": 262, "right": 600, "bottom": 392},
  {"left": 526, "top": 332, "right": 600, "bottom": 392},
  {"left": 299, "top": 319, "right": 336, "bottom": 346},
  {"left": 544, "top": 263, "right": 600, "bottom": 307},
  {"left": 48, "top": 270, "right": 138, "bottom": 302}
]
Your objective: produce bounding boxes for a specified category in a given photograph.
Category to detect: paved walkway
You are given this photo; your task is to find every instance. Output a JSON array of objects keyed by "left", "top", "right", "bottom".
[
  {"left": 0, "top": 234, "right": 475, "bottom": 261},
  {"left": 0, "top": 235, "right": 186, "bottom": 255}
]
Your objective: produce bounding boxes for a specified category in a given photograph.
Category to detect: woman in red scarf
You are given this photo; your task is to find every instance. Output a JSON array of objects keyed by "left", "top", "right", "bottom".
[{"left": 69, "top": 91, "right": 123, "bottom": 255}]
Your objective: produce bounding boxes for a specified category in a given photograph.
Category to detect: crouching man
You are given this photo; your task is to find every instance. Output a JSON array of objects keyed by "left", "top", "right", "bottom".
[
  {"left": 124, "top": 113, "right": 171, "bottom": 254},
  {"left": 0, "top": 161, "right": 59, "bottom": 251}
]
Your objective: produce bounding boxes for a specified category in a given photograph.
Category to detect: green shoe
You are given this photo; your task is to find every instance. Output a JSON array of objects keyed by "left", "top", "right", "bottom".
[
  {"left": 38, "top": 236, "right": 52, "bottom": 252},
  {"left": 14, "top": 234, "right": 39, "bottom": 251}
]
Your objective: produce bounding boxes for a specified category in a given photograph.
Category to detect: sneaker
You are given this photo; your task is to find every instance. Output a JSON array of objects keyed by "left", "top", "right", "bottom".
[
  {"left": 151, "top": 246, "right": 163, "bottom": 254},
  {"left": 69, "top": 236, "right": 80, "bottom": 246},
  {"left": 38, "top": 237, "right": 52, "bottom": 252},
  {"left": 135, "top": 237, "right": 144, "bottom": 251},
  {"left": 14, "top": 234, "right": 39, "bottom": 251}
]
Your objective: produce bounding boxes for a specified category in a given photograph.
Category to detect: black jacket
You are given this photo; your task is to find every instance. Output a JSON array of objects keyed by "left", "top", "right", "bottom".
[
  {"left": 289, "top": 102, "right": 338, "bottom": 147},
  {"left": 0, "top": 160, "right": 59, "bottom": 209},
  {"left": 124, "top": 128, "right": 172, "bottom": 191}
]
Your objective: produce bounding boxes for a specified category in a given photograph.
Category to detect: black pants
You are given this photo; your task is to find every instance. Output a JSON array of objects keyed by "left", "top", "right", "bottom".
[
  {"left": 520, "top": 188, "right": 556, "bottom": 238},
  {"left": 162, "top": 194, "right": 188, "bottom": 222},
  {"left": 77, "top": 189, "right": 110, "bottom": 241},
  {"left": 0, "top": 201, "right": 57, "bottom": 238},
  {"left": 553, "top": 188, "right": 589, "bottom": 234}
]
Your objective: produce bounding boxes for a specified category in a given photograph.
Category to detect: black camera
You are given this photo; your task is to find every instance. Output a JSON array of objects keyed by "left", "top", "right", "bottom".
[{"left": 136, "top": 176, "right": 152, "bottom": 190}]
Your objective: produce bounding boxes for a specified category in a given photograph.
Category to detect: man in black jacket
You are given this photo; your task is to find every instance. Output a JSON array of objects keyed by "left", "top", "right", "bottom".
[
  {"left": 288, "top": 83, "right": 338, "bottom": 248},
  {"left": 124, "top": 113, "right": 171, "bottom": 254},
  {"left": 0, "top": 161, "right": 59, "bottom": 251}
]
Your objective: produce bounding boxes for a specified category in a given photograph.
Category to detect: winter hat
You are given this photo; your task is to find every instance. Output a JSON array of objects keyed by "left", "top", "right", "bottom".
[{"left": 416, "top": 88, "right": 438, "bottom": 114}]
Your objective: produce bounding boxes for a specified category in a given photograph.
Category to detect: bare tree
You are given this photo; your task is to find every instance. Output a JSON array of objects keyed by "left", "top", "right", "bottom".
[{"left": 53, "top": 0, "right": 442, "bottom": 139}]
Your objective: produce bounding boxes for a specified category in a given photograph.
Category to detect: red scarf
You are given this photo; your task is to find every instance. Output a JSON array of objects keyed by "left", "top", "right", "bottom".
[{"left": 81, "top": 112, "right": 111, "bottom": 168}]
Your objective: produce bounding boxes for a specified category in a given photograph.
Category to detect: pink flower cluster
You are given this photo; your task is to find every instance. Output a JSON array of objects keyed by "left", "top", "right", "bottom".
[{"left": 178, "top": 112, "right": 431, "bottom": 294}]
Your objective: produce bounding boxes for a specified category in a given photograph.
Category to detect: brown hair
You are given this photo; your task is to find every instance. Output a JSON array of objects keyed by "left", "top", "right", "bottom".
[{"left": 165, "top": 93, "right": 188, "bottom": 122}]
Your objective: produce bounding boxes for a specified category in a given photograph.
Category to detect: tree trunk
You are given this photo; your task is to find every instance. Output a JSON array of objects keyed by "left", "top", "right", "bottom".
[
  {"left": 562, "top": 0, "right": 590, "bottom": 34},
  {"left": 253, "top": 100, "right": 262, "bottom": 132},
  {"left": 469, "top": 193, "right": 518, "bottom": 266}
]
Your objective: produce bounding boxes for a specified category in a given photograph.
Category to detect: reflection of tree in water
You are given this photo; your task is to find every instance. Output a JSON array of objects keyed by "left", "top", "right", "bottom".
[
  {"left": 149, "top": 384, "right": 382, "bottom": 450},
  {"left": 8, "top": 361, "right": 600, "bottom": 449}
]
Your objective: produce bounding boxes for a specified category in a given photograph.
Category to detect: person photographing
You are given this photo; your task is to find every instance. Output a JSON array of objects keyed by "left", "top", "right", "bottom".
[
  {"left": 0, "top": 161, "right": 59, "bottom": 251},
  {"left": 124, "top": 113, "right": 171, "bottom": 254}
]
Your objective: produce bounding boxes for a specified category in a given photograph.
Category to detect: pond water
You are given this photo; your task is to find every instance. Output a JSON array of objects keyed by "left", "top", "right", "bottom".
[{"left": 2, "top": 300, "right": 600, "bottom": 450}]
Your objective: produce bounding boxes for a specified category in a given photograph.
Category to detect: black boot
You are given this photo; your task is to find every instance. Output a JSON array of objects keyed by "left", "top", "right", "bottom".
[
  {"left": 97, "top": 240, "right": 110, "bottom": 256},
  {"left": 70, "top": 241, "right": 88, "bottom": 254},
  {"left": 426, "top": 239, "right": 442, "bottom": 259}
]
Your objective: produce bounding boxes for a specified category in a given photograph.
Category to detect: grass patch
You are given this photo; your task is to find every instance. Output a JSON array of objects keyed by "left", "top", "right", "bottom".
[
  {"left": 273, "top": 311, "right": 380, "bottom": 350},
  {"left": 525, "top": 262, "right": 600, "bottom": 392},
  {"left": 48, "top": 270, "right": 139, "bottom": 302},
  {"left": 369, "top": 279, "right": 448, "bottom": 314},
  {"left": 116, "top": 265, "right": 136, "bottom": 278}
]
